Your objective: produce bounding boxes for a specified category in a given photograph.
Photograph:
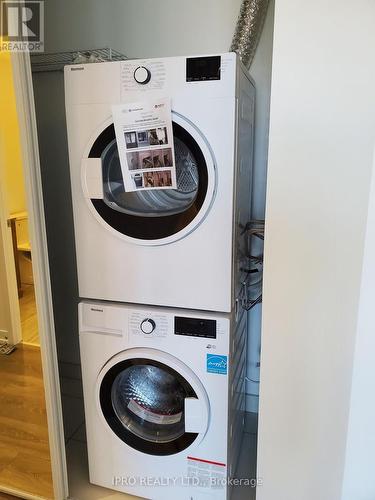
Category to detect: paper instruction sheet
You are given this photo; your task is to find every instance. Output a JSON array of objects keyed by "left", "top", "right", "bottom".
[{"left": 112, "top": 98, "right": 177, "bottom": 192}]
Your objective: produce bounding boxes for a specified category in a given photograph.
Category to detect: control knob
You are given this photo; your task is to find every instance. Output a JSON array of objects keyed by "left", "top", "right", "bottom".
[
  {"left": 134, "top": 66, "right": 151, "bottom": 84},
  {"left": 140, "top": 318, "right": 156, "bottom": 334}
]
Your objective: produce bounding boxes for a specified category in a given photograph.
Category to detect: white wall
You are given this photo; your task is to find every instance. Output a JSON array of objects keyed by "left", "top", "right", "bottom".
[
  {"left": 246, "top": 1, "right": 274, "bottom": 413},
  {"left": 42, "top": 0, "right": 274, "bottom": 413},
  {"left": 45, "top": 0, "right": 241, "bottom": 57},
  {"left": 257, "top": 1, "right": 375, "bottom": 499},
  {"left": 341, "top": 150, "right": 375, "bottom": 500}
]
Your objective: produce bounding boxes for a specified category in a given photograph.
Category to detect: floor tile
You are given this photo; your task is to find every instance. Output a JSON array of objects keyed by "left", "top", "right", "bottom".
[
  {"left": 244, "top": 411, "right": 258, "bottom": 435},
  {"left": 66, "top": 440, "right": 137, "bottom": 500},
  {"left": 70, "top": 423, "right": 86, "bottom": 443},
  {"left": 66, "top": 415, "right": 259, "bottom": 500},
  {"left": 60, "top": 376, "right": 84, "bottom": 399},
  {"left": 232, "top": 432, "right": 258, "bottom": 500},
  {"left": 61, "top": 395, "right": 85, "bottom": 442}
]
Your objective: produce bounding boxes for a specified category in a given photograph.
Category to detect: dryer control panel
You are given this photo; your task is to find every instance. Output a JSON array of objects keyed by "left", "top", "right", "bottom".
[{"left": 186, "top": 56, "right": 221, "bottom": 82}]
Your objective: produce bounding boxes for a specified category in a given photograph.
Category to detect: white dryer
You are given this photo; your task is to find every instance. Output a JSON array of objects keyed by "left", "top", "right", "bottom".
[
  {"left": 79, "top": 300, "right": 247, "bottom": 500},
  {"left": 65, "top": 53, "right": 254, "bottom": 312}
]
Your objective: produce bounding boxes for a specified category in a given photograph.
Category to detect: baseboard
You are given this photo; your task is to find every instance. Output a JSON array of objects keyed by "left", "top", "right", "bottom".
[{"left": 0, "top": 484, "right": 47, "bottom": 500}]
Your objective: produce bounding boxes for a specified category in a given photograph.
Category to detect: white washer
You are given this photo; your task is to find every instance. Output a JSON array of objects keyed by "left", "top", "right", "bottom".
[
  {"left": 79, "top": 300, "right": 247, "bottom": 499},
  {"left": 65, "top": 53, "right": 255, "bottom": 312}
]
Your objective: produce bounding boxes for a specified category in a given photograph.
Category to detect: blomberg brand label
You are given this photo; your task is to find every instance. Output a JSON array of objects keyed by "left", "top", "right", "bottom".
[
  {"left": 127, "top": 399, "right": 182, "bottom": 425},
  {"left": 206, "top": 354, "right": 228, "bottom": 375}
]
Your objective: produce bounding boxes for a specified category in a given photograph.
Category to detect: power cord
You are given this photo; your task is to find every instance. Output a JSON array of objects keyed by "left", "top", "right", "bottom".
[{"left": 241, "top": 219, "right": 265, "bottom": 309}]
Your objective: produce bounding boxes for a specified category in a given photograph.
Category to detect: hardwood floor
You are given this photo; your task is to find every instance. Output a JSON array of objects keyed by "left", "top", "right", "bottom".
[
  {"left": 0, "top": 493, "right": 22, "bottom": 499},
  {"left": 19, "top": 285, "right": 39, "bottom": 346},
  {"left": 0, "top": 344, "right": 53, "bottom": 499}
]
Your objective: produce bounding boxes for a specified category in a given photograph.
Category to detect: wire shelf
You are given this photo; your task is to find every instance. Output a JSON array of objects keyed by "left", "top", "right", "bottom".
[{"left": 30, "top": 47, "right": 127, "bottom": 72}]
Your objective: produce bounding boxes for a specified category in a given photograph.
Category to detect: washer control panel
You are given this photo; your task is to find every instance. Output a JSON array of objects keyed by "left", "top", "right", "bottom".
[
  {"left": 129, "top": 311, "right": 168, "bottom": 338},
  {"left": 174, "top": 316, "right": 216, "bottom": 339},
  {"left": 129, "top": 311, "right": 217, "bottom": 340},
  {"left": 140, "top": 318, "right": 156, "bottom": 334}
]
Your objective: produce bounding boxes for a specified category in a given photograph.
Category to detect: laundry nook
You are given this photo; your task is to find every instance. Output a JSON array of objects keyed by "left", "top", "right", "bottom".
[{"left": 1, "top": 1, "right": 375, "bottom": 500}]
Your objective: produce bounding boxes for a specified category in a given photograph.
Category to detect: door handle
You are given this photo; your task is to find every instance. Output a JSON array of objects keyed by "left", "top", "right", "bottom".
[
  {"left": 184, "top": 397, "right": 205, "bottom": 433},
  {"left": 82, "top": 158, "right": 104, "bottom": 199}
]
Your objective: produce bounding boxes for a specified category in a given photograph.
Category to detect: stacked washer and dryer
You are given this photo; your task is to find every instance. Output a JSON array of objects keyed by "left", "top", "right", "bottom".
[{"left": 65, "top": 52, "right": 255, "bottom": 500}]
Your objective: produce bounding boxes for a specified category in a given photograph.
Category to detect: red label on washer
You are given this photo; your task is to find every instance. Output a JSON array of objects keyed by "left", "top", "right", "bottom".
[{"left": 187, "top": 456, "right": 226, "bottom": 467}]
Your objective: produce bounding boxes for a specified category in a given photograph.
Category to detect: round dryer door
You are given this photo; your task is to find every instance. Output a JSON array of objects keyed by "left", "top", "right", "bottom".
[
  {"left": 82, "top": 112, "right": 216, "bottom": 244},
  {"left": 97, "top": 349, "right": 209, "bottom": 456}
]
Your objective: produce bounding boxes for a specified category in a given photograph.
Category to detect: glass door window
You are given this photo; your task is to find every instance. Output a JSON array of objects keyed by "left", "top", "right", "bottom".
[
  {"left": 99, "top": 358, "right": 201, "bottom": 456},
  {"left": 86, "top": 119, "right": 213, "bottom": 241}
]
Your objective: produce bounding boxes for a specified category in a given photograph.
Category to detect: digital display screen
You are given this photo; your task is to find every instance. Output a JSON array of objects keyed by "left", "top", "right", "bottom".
[
  {"left": 186, "top": 56, "right": 221, "bottom": 82},
  {"left": 174, "top": 316, "right": 216, "bottom": 339}
]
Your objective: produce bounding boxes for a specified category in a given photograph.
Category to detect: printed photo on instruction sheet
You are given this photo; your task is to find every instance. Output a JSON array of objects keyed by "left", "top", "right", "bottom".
[{"left": 112, "top": 98, "right": 177, "bottom": 192}]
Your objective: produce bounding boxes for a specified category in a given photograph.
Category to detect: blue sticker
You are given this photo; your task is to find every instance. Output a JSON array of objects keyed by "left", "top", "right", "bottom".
[{"left": 206, "top": 354, "right": 228, "bottom": 375}]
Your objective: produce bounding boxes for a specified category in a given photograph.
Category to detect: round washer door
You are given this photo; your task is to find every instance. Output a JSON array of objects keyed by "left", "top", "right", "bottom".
[
  {"left": 96, "top": 348, "right": 210, "bottom": 456},
  {"left": 82, "top": 112, "right": 216, "bottom": 245}
]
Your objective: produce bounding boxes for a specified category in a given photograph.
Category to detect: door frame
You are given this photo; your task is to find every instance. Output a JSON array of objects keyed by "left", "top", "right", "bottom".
[
  {"left": 10, "top": 51, "right": 68, "bottom": 499},
  {"left": 0, "top": 181, "right": 22, "bottom": 346}
]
